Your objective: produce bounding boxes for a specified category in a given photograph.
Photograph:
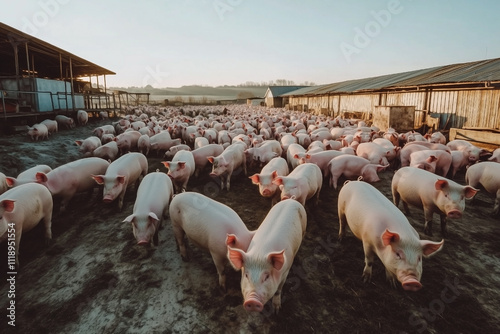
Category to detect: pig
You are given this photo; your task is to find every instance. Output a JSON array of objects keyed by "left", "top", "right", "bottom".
[
  {"left": 150, "top": 132, "right": 181, "bottom": 156},
  {"left": 488, "top": 148, "right": 500, "bottom": 162},
  {"left": 272, "top": 163, "right": 322, "bottom": 206},
  {"left": 447, "top": 139, "right": 488, "bottom": 164},
  {"left": 249, "top": 157, "right": 289, "bottom": 205},
  {"left": 91, "top": 152, "right": 148, "bottom": 211},
  {"left": 93, "top": 124, "right": 115, "bottom": 139},
  {"left": 338, "top": 180, "right": 444, "bottom": 291},
  {"left": 194, "top": 136, "right": 209, "bottom": 149},
  {"left": 169, "top": 191, "right": 255, "bottom": 290},
  {"left": 0, "top": 172, "right": 7, "bottom": 195},
  {"left": 75, "top": 136, "right": 101, "bottom": 157},
  {"left": 400, "top": 143, "right": 449, "bottom": 168},
  {"left": 137, "top": 134, "right": 150, "bottom": 156},
  {"left": 465, "top": 161, "right": 500, "bottom": 216},
  {"left": 162, "top": 150, "right": 195, "bottom": 193},
  {"left": 286, "top": 143, "right": 306, "bottom": 170},
  {"left": 55, "top": 115, "right": 75, "bottom": 129},
  {"left": 191, "top": 144, "right": 224, "bottom": 177},
  {"left": 40, "top": 119, "right": 58, "bottom": 134},
  {"left": 280, "top": 133, "right": 298, "bottom": 155},
  {"left": 0, "top": 183, "right": 54, "bottom": 266},
  {"left": 5, "top": 164, "right": 52, "bottom": 188},
  {"left": 426, "top": 131, "right": 447, "bottom": 144},
  {"left": 77, "top": 110, "right": 89, "bottom": 125},
  {"left": 392, "top": 167, "right": 478, "bottom": 236},
  {"left": 28, "top": 123, "right": 49, "bottom": 141},
  {"left": 326, "top": 155, "right": 386, "bottom": 189},
  {"left": 227, "top": 199, "right": 307, "bottom": 313},
  {"left": 115, "top": 130, "right": 142, "bottom": 154},
  {"left": 92, "top": 141, "right": 119, "bottom": 161},
  {"left": 36, "top": 157, "right": 110, "bottom": 212},
  {"left": 123, "top": 172, "right": 174, "bottom": 246},
  {"left": 164, "top": 144, "right": 191, "bottom": 160},
  {"left": 356, "top": 142, "right": 391, "bottom": 166},
  {"left": 100, "top": 133, "right": 115, "bottom": 144},
  {"left": 409, "top": 149, "right": 452, "bottom": 177},
  {"left": 296, "top": 150, "right": 345, "bottom": 175},
  {"left": 246, "top": 139, "right": 282, "bottom": 165},
  {"left": 208, "top": 142, "right": 247, "bottom": 191}
]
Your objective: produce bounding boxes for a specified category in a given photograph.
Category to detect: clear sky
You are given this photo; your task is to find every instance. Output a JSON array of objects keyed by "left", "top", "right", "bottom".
[{"left": 2, "top": 0, "right": 500, "bottom": 88}]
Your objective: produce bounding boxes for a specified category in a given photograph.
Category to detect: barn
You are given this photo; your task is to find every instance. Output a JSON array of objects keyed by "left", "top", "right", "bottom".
[
  {"left": 0, "top": 22, "right": 116, "bottom": 130},
  {"left": 281, "top": 58, "right": 500, "bottom": 148},
  {"left": 264, "top": 85, "right": 308, "bottom": 108}
]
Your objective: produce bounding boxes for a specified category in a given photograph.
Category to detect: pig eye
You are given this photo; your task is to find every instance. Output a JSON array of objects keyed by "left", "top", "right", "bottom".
[
  {"left": 263, "top": 273, "right": 270, "bottom": 282},
  {"left": 395, "top": 252, "right": 402, "bottom": 259}
]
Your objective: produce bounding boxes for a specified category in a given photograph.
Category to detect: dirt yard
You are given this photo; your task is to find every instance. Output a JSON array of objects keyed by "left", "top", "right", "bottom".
[{"left": 0, "top": 113, "right": 499, "bottom": 334}]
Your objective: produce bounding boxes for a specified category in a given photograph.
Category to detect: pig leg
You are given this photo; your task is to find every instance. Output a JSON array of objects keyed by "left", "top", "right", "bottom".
[
  {"left": 43, "top": 215, "right": 53, "bottom": 245},
  {"left": 423, "top": 209, "right": 435, "bottom": 236},
  {"left": 117, "top": 189, "right": 127, "bottom": 211},
  {"left": 385, "top": 269, "right": 397, "bottom": 288},
  {"left": 225, "top": 172, "right": 232, "bottom": 191},
  {"left": 362, "top": 242, "right": 376, "bottom": 283},
  {"left": 338, "top": 212, "right": 347, "bottom": 242},
  {"left": 493, "top": 190, "right": 500, "bottom": 216},
  {"left": 272, "top": 278, "right": 286, "bottom": 314},
  {"left": 439, "top": 214, "right": 448, "bottom": 237},
  {"left": 172, "top": 225, "right": 189, "bottom": 261},
  {"left": 211, "top": 253, "right": 227, "bottom": 291}
]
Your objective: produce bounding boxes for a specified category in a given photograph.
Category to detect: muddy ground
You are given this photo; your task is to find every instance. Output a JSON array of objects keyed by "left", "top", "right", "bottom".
[{"left": 0, "top": 114, "right": 499, "bottom": 334}]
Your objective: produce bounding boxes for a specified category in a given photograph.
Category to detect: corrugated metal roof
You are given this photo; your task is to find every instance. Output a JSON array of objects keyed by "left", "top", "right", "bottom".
[
  {"left": 282, "top": 58, "right": 500, "bottom": 96},
  {"left": 266, "top": 86, "right": 309, "bottom": 97}
]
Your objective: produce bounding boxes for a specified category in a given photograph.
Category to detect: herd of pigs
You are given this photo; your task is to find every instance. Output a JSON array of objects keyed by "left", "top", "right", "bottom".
[{"left": 2, "top": 104, "right": 500, "bottom": 315}]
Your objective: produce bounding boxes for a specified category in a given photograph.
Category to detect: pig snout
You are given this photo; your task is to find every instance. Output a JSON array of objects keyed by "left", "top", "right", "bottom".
[
  {"left": 261, "top": 188, "right": 272, "bottom": 197},
  {"left": 103, "top": 195, "right": 114, "bottom": 203},
  {"left": 244, "top": 294, "right": 264, "bottom": 312},
  {"left": 137, "top": 239, "right": 149, "bottom": 246},
  {"left": 401, "top": 277, "right": 422, "bottom": 291},
  {"left": 447, "top": 209, "right": 462, "bottom": 219}
]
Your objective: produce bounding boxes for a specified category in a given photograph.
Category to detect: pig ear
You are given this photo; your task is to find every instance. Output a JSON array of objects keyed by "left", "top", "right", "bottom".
[
  {"left": 123, "top": 214, "right": 134, "bottom": 223},
  {"left": 249, "top": 174, "right": 260, "bottom": 184},
  {"left": 420, "top": 239, "right": 444, "bottom": 257},
  {"left": 0, "top": 199, "right": 15, "bottom": 213},
  {"left": 272, "top": 176, "right": 284, "bottom": 186},
  {"left": 117, "top": 176, "right": 126, "bottom": 184},
  {"left": 381, "top": 229, "right": 400, "bottom": 247},
  {"left": 35, "top": 172, "right": 48, "bottom": 183},
  {"left": 464, "top": 186, "right": 478, "bottom": 199},
  {"left": 207, "top": 156, "right": 215, "bottom": 164},
  {"left": 161, "top": 161, "right": 170, "bottom": 169},
  {"left": 427, "top": 155, "right": 438, "bottom": 163},
  {"left": 177, "top": 162, "right": 186, "bottom": 169},
  {"left": 271, "top": 170, "right": 279, "bottom": 179},
  {"left": 148, "top": 212, "right": 159, "bottom": 223},
  {"left": 227, "top": 246, "right": 245, "bottom": 271},
  {"left": 267, "top": 250, "right": 286, "bottom": 271},
  {"left": 293, "top": 153, "right": 300, "bottom": 159},
  {"left": 226, "top": 233, "right": 237, "bottom": 247},
  {"left": 91, "top": 175, "right": 104, "bottom": 185},
  {"left": 5, "top": 177, "right": 16, "bottom": 187},
  {"left": 435, "top": 179, "right": 448, "bottom": 191},
  {"left": 75, "top": 140, "right": 83, "bottom": 146}
]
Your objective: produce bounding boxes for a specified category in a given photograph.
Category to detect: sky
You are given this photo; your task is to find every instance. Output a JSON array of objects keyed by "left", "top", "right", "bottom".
[{"left": 2, "top": 0, "right": 500, "bottom": 88}]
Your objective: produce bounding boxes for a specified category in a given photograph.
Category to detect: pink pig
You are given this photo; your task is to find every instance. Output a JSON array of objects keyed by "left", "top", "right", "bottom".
[
  {"left": 466, "top": 161, "right": 500, "bottom": 216},
  {"left": 92, "top": 152, "right": 148, "bottom": 211},
  {"left": 208, "top": 142, "right": 247, "bottom": 191},
  {"left": 55, "top": 115, "right": 75, "bottom": 129},
  {"left": 169, "top": 191, "right": 255, "bottom": 290},
  {"left": 36, "top": 157, "right": 110, "bottom": 212},
  {"left": 191, "top": 144, "right": 224, "bottom": 177},
  {"left": 338, "top": 180, "right": 444, "bottom": 291},
  {"left": 392, "top": 167, "right": 478, "bottom": 236},
  {"left": 273, "top": 163, "right": 322, "bottom": 206},
  {"left": 249, "top": 157, "right": 289, "bottom": 205},
  {"left": 5, "top": 164, "right": 52, "bottom": 188},
  {"left": 28, "top": 123, "right": 49, "bottom": 141},
  {"left": 326, "top": 155, "right": 386, "bottom": 189},
  {"left": 0, "top": 183, "right": 53, "bottom": 266},
  {"left": 227, "top": 199, "right": 307, "bottom": 313},
  {"left": 75, "top": 136, "right": 101, "bottom": 157},
  {"left": 162, "top": 150, "right": 195, "bottom": 193},
  {"left": 92, "top": 141, "right": 119, "bottom": 161},
  {"left": 123, "top": 172, "right": 174, "bottom": 246}
]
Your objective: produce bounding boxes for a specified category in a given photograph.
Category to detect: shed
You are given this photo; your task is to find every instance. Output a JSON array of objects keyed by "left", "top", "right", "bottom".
[
  {"left": 0, "top": 22, "right": 116, "bottom": 128},
  {"left": 264, "top": 86, "right": 308, "bottom": 108},
  {"left": 282, "top": 58, "right": 500, "bottom": 132}
]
